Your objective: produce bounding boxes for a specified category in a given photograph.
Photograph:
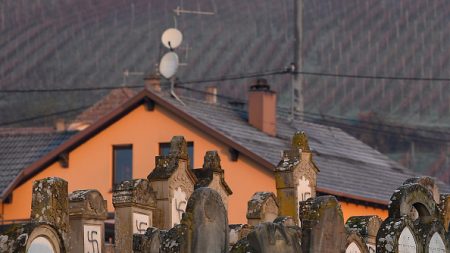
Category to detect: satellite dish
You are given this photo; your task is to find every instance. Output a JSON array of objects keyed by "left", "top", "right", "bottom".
[
  {"left": 161, "top": 28, "right": 183, "bottom": 49},
  {"left": 159, "top": 52, "right": 179, "bottom": 79}
]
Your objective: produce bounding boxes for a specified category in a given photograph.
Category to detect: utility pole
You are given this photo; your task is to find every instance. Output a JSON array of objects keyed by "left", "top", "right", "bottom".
[{"left": 292, "top": 0, "right": 304, "bottom": 120}]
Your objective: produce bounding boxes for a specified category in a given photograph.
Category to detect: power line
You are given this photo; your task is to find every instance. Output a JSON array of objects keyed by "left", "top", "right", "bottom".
[
  {"left": 0, "top": 85, "right": 144, "bottom": 93},
  {"left": 0, "top": 106, "right": 89, "bottom": 127},
  {"left": 293, "top": 70, "right": 450, "bottom": 82}
]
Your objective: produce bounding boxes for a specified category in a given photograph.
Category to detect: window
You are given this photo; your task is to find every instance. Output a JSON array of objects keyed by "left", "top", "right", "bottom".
[
  {"left": 113, "top": 145, "right": 133, "bottom": 185},
  {"left": 159, "top": 142, "right": 194, "bottom": 168}
]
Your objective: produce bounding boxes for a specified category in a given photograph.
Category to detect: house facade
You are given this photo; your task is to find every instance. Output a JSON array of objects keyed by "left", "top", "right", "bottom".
[{"left": 1, "top": 81, "right": 441, "bottom": 224}]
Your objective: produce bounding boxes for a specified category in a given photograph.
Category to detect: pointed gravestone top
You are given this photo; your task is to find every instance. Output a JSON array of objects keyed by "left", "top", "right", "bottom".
[
  {"left": 202, "top": 151, "right": 223, "bottom": 172},
  {"left": 169, "top": 136, "right": 188, "bottom": 160},
  {"left": 292, "top": 131, "right": 310, "bottom": 152}
]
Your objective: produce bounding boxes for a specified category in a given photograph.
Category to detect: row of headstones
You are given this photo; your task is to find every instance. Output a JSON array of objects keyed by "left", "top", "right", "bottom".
[
  {"left": 3, "top": 175, "right": 450, "bottom": 253},
  {"left": 2, "top": 133, "right": 450, "bottom": 252}
]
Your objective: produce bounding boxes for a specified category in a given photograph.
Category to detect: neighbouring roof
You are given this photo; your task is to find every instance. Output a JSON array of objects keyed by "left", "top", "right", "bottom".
[
  {"left": 2, "top": 88, "right": 449, "bottom": 205},
  {"left": 0, "top": 130, "right": 76, "bottom": 196}
]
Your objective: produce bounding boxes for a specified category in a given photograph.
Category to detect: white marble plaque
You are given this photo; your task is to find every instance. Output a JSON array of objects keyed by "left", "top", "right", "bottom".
[
  {"left": 429, "top": 232, "right": 446, "bottom": 253},
  {"left": 297, "top": 176, "right": 312, "bottom": 202},
  {"left": 172, "top": 187, "right": 187, "bottom": 226},
  {"left": 345, "top": 242, "right": 361, "bottom": 253},
  {"left": 84, "top": 225, "right": 102, "bottom": 253},
  {"left": 27, "top": 237, "right": 55, "bottom": 253},
  {"left": 133, "top": 212, "right": 150, "bottom": 234},
  {"left": 398, "top": 226, "right": 417, "bottom": 253}
]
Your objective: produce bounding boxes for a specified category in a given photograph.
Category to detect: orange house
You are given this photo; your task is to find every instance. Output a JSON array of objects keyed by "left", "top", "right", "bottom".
[{"left": 0, "top": 82, "right": 436, "bottom": 224}]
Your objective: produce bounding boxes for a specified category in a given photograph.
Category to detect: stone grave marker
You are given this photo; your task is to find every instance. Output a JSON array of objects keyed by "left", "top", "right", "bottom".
[
  {"left": 346, "top": 215, "right": 382, "bottom": 252},
  {"left": 275, "top": 131, "right": 319, "bottom": 226},
  {"left": 148, "top": 136, "right": 197, "bottom": 229},
  {"left": 376, "top": 181, "right": 444, "bottom": 253},
  {"left": 229, "top": 222, "right": 302, "bottom": 253},
  {"left": 191, "top": 151, "right": 232, "bottom": 209},
  {"left": 345, "top": 231, "right": 369, "bottom": 253},
  {"left": 246, "top": 192, "right": 279, "bottom": 226},
  {"left": 113, "top": 179, "right": 156, "bottom": 253},
  {"left": 299, "top": 195, "right": 346, "bottom": 253},
  {"left": 69, "top": 189, "right": 107, "bottom": 253},
  {"left": 134, "top": 187, "right": 228, "bottom": 253},
  {"left": 0, "top": 177, "right": 69, "bottom": 253},
  {"left": 439, "top": 194, "right": 450, "bottom": 231}
]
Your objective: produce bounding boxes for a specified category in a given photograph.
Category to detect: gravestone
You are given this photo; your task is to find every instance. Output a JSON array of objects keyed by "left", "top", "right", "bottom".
[
  {"left": 69, "top": 189, "right": 108, "bottom": 253},
  {"left": 421, "top": 221, "right": 448, "bottom": 253},
  {"left": 113, "top": 179, "right": 156, "bottom": 253},
  {"left": 229, "top": 222, "right": 302, "bottom": 253},
  {"left": 345, "top": 231, "right": 369, "bottom": 253},
  {"left": 346, "top": 215, "right": 382, "bottom": 252},
  {"left": 134, "top": 187, "right": 228, "bottom": 253},
  {"left": 299, "top": 195, "right": 346, "bottom": 253},
  {"left": 148, "top": 136, "right": 197, "bottom": 229},
  {"left": 246, "top": 192, "right": 279, "bottom": 226},
  {"left": 0, "top": 177, "right": 69, "bottom": 253},
  {"left": 403, "top": 177, "right": 440, "bottom": 204},
  {"left": 275, "top": 131, "right": 319, "bottom": 225},
  {"left": 229, "top": 224, "right": 254, "bottom": 246},
  {"left": 439, "top": 194, "right": 450, "bottom": 231},
  {"left": 376, "top": 181, "right": 444, "bottom": 253},
  {"left": 191, "top": 151, "right": 232, "bottom": 209}
]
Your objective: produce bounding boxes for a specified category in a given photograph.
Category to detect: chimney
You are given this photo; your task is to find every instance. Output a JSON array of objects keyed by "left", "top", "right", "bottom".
[
  {"left": 55, "top": 119, "right": 66, "bottom": 132},
  {"left": 144, "top": 73, "right": 161, "bottom": 92},
  {"left": 248, "top": 79, "right": 276, "bottom": 136},
  {"left": 205, "top": 86, "right": 217, "bottom": 104}
]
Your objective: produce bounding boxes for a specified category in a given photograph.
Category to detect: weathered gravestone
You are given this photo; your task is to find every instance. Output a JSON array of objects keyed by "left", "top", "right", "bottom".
[
  {"left": 191, "top": 151, "right": 232, "bottom": 209},
  {"left": 229, "top": 222, "right": 302, "bottom": 253},
  {"left": 133, "top": 187, "right": 228, "bottom": 253},
  {"left": 69, "top": 189, "right": 107, "bottom": 253},
  {"left": 346, "top": 215, "right": 382, "bottom": 253},
  {"left": 148, "top": 136, "right": 197, "bottom": 229},
  {"left": 229, "top": 224, "right": 254, "bottom": 246},
  {"left": 345, "top": 231, "right": 369, "bottom": 253},
  {"left": 275, "top": 131, "right": 319, "bottom": 226},
  {"left": 0, "top": 177, "right": 69, "bottom": 253},
  {"left": 113, "top": 179, "right": 156, "bottom": 253},
  {"left": 376, "top": 181, "right": 449, "bottom": 253},
  {"left": 439, "top": 194, "right": 450, "bottom": 232},
  {"left": 299, "top": 195, "right": 346, "bottom": 253},
  {"left": 246, "top": 192, "right": 279, "bottom": 226}
]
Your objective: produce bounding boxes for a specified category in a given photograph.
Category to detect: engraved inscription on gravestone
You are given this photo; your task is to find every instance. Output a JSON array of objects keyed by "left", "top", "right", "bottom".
[
  {"left": 367, "top": 244, "right": 375, "bottom": 253},
  {"left": 27, "top": 237, "right": 56, "bottom": 253},
  {"left": 346, "top": 242, "right": 361, "bottom": 253},
  {"left": 398, "top": 227, "right": 416, "bottom": 253},
  {"left": 172, "top": 186, "right": 187, "bottom": 226},
  {"left": 84, "top": 225, "right": 102, "bottom": 253},
  {"left": 429, "top": 232, "right": 446, "bottom": 253},
  {"left": 133, "top": 212, "right": 150, "bottom": 234}
]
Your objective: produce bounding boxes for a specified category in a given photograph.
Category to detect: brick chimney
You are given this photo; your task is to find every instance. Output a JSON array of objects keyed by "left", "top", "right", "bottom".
[
  {"left": 144, "top": 73, "right": 161, "bottom": 92},
  {"left": 205, "top": 86, "right": 217, "bottom": 104},
  {"left": 248, "top": 79, "right": 276, "bottom": 136}
]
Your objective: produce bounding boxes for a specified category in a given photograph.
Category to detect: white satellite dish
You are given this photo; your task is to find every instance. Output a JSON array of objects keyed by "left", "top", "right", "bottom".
[
  {"left": 161, "top": 28, "right": 183, "bottom": 49},
  {"left": 159, "top": 52, "right": 179, "bottom": 79}
]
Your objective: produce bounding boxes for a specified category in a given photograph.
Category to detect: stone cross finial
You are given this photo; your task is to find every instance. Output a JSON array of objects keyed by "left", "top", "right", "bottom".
[
  {"left": 291, "top": 131, "right": 310, "bottom": 152},
  {"left": 202, "top": 150, "right": 222, "bottom": 172},
  {"left": 169, "top": 136, "right": 188, "bottom": 160}
]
